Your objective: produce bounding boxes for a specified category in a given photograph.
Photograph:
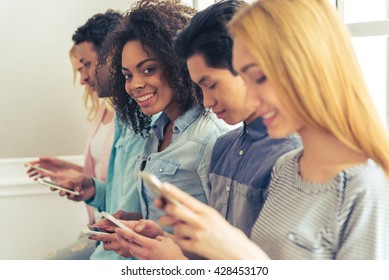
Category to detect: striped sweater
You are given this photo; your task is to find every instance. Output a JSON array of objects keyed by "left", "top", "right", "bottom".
[{"left": 250, "top": 148, "right": 389, "bottom": 259}]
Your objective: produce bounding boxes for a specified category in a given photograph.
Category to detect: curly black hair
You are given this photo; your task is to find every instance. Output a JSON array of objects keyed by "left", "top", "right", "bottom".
[
  {"left": 174, "top": 0, "right": 247, "bottom": 75},
  {"left": 72, "top": 10, "right": 123, "bottom": 49},
  {"left": 99, "top": 0, "right": 202, "bottom": 136}
]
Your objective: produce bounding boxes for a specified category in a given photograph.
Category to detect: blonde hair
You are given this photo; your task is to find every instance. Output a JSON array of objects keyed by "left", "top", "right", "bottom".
[
  {"left": 68, "top": 45, "right": 101, "bottom": 121},
  {"left": 229, "top": 0, "right": 389, "bottom": 175}
]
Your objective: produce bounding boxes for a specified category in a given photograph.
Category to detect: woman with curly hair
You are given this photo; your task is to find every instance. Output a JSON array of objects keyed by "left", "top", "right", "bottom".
[{"left": 99, "top": 0, "right": 229, "bottom": 234}]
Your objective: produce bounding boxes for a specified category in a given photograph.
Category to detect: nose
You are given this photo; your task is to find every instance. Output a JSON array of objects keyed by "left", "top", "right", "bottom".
[
  {"left": 79, "top": 67, "right": 90, "bottom": 86},
  {"left": 202, "top": 89, "right": 216, "bottom": 110},
  {"left": 129, "top": 73, "right": 146, "bottom": 93}
]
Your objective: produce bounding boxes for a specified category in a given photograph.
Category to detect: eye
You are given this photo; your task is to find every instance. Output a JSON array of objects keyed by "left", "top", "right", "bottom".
[
  {"left": 83, "top": 62, "right": 91, "bottom": 69},
  {"left": 256, "top": 75, "right": 267, "bottom": 84},
  {"left": 143, "top": 67, "right": 156, "bottom": 75},
  {"left": 123, "top": 73, "right": 132, "bottom": 80},
  {"left": 209, "top": 83, "right": 217, "bottom": 90}
]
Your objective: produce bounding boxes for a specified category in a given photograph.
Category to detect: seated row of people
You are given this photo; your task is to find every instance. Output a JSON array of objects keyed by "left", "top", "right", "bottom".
[{"left": 28, "top": 0, "right": 389, "bottom": 260}]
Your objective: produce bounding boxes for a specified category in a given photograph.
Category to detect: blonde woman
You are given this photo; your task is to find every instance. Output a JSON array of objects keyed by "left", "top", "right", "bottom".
[{"left": 155, "top": 0, "right": 389, "bottom": 259}]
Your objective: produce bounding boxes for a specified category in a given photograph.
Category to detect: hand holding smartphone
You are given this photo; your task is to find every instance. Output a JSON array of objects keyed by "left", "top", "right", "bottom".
[
  {"left": 82, "top": 225, "right": 110, "bottom": 236},
  {"left": 36, "top": 178, "right": 80, "bottom": 196},
  {"left": 139, "top": 171, "right": 181, "bottom": 207},
  {"left": 101, "top": 211, "right": 133, "bottom": 231},
  {"left": 24, "top": 163, "right": 53, "bottom": 174}
]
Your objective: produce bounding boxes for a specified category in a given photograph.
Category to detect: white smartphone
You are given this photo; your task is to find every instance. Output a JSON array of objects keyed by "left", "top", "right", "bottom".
[
  {"left": 25, "top": 163, "right": 52, "bottom": 174},
  {"left": 139, "top": 171, "right": 181, "bottom": 207},
  {"left": 82, "top": 225, "right": 110, "bottom": 236},
  {"left": 36, "top": 178, "right": 80, "bottom": 196},
  {"left": 100, "top": 211, "right": 133, "bottom": 231}
]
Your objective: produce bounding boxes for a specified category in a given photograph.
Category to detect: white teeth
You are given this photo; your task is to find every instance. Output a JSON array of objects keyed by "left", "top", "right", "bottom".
[
  {"left": 138, "top": 93, "right": 154, "bottom": 102},
  {"left": 263, "top": 111, "right": 276, "bottom": 119}
]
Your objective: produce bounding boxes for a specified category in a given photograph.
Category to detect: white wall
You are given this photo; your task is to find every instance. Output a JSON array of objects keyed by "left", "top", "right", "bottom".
[
  {"left": 0, "top": 156, "right": 88, "bottom": 260},
  {"left": 0, "top": 0, "right": 135, "bottom": 259},
  {"left": 0, "top": 0, "right": 134, "bottom": 159}
]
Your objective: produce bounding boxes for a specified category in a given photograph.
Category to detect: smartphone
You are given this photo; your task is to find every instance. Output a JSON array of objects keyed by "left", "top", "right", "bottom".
[
  {"left": 24, "top": 163, "right": 52, "bottom": 174},
  {"left": 139, "top": 171, "right": 181, "bottom": 207},
  {"left": 100, "top": 211, "right": 133, "bottom": 231},
  {"left": 36, "top": 178, "right": 80, "bottom": 196},
  {"left": 82, "top": 225, "right": 110, "bottom": 236}
]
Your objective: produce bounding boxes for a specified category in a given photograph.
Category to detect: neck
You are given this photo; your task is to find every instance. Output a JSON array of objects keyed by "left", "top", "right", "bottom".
[
  {"left": 164, "top": 102, "right": 183, "bottom": 122},
  {"left": 297, "top": 126, "right": 367, "bottom": 182}
]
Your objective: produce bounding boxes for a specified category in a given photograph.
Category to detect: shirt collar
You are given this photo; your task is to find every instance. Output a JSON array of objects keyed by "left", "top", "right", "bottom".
[
  {"left": 152, "top": 105, "right": 202, "bottom": 139},
  {"left": 242, "top": 117, "right": 268, "bottom": 140}
]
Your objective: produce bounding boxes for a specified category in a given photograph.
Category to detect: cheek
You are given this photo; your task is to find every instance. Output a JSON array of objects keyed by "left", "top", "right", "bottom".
[{"left": 124, "top": 82, "right": 132, "bottom": 96}]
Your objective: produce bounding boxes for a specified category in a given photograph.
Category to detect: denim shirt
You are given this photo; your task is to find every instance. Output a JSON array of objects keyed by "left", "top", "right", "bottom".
[
  {"left": 137, "top": 105, "right": 229, "bottom": 232},
  {"left": 208, "top": 117, "right": 301, "bottom": 237},
  {"left": 87, "top": 117, "right": 151, "bottom": 260}
]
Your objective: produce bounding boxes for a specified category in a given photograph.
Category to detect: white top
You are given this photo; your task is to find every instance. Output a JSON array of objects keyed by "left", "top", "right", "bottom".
[
  {"left": 250, "top": 148, "right": 389, "bottom": 260},
  {"left": 89, "top": 122, "right": 113, "bottom": 180}
]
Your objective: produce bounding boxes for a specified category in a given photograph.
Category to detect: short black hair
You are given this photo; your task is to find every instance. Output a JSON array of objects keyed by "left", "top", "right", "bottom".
[
  {"left": 174, "top": 0, "right": 247, "bottom": 75},
  {"left": 72, "top": 10, "right": 123, "bottom": 49}
]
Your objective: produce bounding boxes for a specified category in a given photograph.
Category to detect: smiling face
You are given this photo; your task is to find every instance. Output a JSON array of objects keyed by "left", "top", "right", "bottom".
[
  {"left": 187, "top": 53, "right": 260, "bottom": 125},
  {"left": 232, "top": 38, "right": 303, "bottom": 138},
  {"left": 121, "top": 40, "right": 180, "bottom": 119}
]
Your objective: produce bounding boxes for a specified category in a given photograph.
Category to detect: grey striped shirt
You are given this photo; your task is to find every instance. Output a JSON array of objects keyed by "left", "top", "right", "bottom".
[{"left": 250, "top": 148, "right": 389, "bottom": 259}]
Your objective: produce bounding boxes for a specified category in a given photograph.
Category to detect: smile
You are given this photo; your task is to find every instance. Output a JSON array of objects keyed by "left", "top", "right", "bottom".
[
  {"left": 137, "top": 93, "right": 155, "bottom": 102},
  {"left": 263, "top": 111, "right": 276, "bottom": 119}
]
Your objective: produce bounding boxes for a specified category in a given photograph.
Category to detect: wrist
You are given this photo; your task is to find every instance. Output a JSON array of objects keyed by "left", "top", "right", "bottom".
[{"left": 83, "top": 176, "right": 95, "bottom": 189}]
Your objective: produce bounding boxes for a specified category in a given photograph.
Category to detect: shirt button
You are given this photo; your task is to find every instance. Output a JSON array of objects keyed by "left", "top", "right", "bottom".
[
  {"left": 158, "top": 168, "right": 164, "bottom": 173},
  {"left": 288, "top": 232, "right": 295, "bottom": 241},
  {"left": 239, "top": 150, "right": 243, "bottom": 156},
  {"left": 226, "top": 185, "right": 230, "bottom": 192}
]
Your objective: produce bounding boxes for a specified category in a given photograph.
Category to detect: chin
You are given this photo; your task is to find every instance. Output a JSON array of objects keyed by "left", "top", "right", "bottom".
[
  {"left": 268, "top": 129, "right": 289, "bottom": 139},
  {"left": 140, "top": 108, "right": 158, "bottom": 116}
]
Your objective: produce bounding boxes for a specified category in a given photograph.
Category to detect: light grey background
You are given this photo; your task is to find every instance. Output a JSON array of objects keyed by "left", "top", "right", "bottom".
[{"left": 0, "top": 0, "right": 134, "bottom": 159}]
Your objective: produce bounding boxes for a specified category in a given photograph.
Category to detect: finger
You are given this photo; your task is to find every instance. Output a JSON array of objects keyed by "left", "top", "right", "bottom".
[
  {"left": 120, "top": 220, "right": 138, "bottom": 231},
  {"left": 91, "top": 233, "right": 116, "bottom": 242},
  {"left": 175, "top": 238, "right": 198, "bottom": 256},
  {"left": 158, "top": 214, "right": 181, "bottom": 227},
  {"left": 174, "top": 223, "right": 196, "bottom": 240},
  {"left": 123, "top": 241, "right": 147, "bottom": 259},
  {"left": 103, "top": 240, "right": 120, "bottom": 251},
  {"left": 95, "top": 219, "right": 119, "bottom": 231},
  {"left": 25, "top": 160, "right": 40, "bottom": 167},
  {"left": 163, "top": 183, "right": 209, "bottom": 213},
  {"left": 134, "top": 219, "right": 146, "bottom": 232},
  {"left": 155, "top": 235, "right": 168, "bottom": 242},
  {"left": 154, "top": 197, "right": 166, "bottom": 209},
  {"left": 163, "top": 202, "right": 203, "bottom": 228},
  {"left": 115, "top": 228, "right": 151, "bottom": 246},
  {"left": 116, "top": 232, "right": 137, "bottom": 251}
]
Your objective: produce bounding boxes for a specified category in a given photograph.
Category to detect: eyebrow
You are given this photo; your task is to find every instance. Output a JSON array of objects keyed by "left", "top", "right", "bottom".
[
  {"left": 197, "top": 75, "right": 210, "bottom": 85},
  {"left": 121, "top": 58, "right": 157, "bottom": 72},
  {"left": 240, "top": 63, "right": 258, "bottom": 73}
]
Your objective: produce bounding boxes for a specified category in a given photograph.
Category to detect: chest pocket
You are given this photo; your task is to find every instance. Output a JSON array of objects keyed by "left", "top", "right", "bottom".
[
  {"left": 151, "top": 159, "right": 180, "bottom": 176},
  {"left": 287, "top": 226, "right": 334, "bottom": 254},
  {"left": 234, "top": 181, "right": 267, "bottom": 202},
  {"left": 149, "top": 159, "right": 205, "bottom": 198}
]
